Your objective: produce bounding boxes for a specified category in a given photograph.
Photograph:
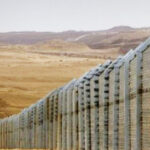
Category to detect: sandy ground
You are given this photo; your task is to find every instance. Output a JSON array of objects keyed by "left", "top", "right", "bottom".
[{"left": 0, "top": 45, "right": 117, "bottom": 118}]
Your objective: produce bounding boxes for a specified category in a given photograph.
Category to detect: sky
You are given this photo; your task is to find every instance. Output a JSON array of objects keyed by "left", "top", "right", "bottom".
[{"left": 0, "top": 0, "right": 150, "bottom": 32}]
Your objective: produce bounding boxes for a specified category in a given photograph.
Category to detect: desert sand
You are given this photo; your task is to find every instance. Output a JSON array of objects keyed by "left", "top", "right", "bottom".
[{"left": 0, "top": 45, "right": 118, "bottom": 118}]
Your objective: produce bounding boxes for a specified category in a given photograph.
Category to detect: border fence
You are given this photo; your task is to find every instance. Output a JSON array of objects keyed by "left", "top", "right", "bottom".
[{"left": 0, "top": 37, "right": 150, "bottom": 149}]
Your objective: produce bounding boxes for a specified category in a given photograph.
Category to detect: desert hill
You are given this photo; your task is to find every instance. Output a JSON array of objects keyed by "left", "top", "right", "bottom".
[
  {"left": 0, "top": 26, "right": 150, "bottom": 53},
  {"left": 32, "top": 39, "right": 90, "bottom": 51}
]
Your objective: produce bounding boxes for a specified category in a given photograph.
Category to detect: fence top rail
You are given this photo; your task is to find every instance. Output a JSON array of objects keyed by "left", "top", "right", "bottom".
[
  {"left": 62, "top": 79, "right": 76, "bottom": 91},
  {"left": 84, "top": 65, "right": 103, "bottom": 80},
  {"left": 77, "top": 64, "right": 108, "bottom": 86},
  {"left": 115, "top": 49, "right": 133, "bottom": 68},
  {"left": 135, "top": 37, "right": 150, "bottom": 53},
  {"left": 94, "top": 60, "right": 112, "bottom": 76},
  {"left": 73, "top": 72, "right": 89, "bottom": 87},
  {"left": 104, "top": 56, "right": 123, "bottom": 77},
  {"left": 84, "top": 61, "right": 113, "bottom": 80},
  {"left": 78, "top": 71, "right": 95, "bottom": 87}
]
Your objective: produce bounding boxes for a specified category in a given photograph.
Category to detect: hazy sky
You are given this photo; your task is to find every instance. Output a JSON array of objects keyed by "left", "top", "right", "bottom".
[{"left": 0, "top": 0, "right": 150, "bottom": 32}]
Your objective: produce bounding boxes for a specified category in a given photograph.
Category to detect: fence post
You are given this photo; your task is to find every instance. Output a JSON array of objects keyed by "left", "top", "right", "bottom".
[
  {"left": 57, "top": 89, "right": 63, "bottom": 150},
  {"left": 44, "top": 92, "right": 53, "bottom": 149},
  {"left": 53, "top": 91, "right": 59, "bottom": 150},
  {"left": 33, "top": 104, "right": 37, "bottom": 148},
  {"left": 78, "top": 79, "right": 86, "bottom": 150},
  {"left": 62, "top": 87, "right": 67, "bottom": 150},
  {"left": 90, "top": 74, "right": 99, "bottom": 150},
  {"left": 43, "top": 99, "right": 47, "bottom": 149},
  {"left": 84, "top": 78, "right": 92, "bottom": 150},
  {"left": 25, "top": 111, "right": 28, "bottom": 149},
  {"left": 135, "top": 52, "right": 142, "bottom": 150},
  {"left": 124, "top": 57, "right": 130, "bottom": 150},
  {"left": 62, "top": 80, "right": 76, "bottom": 150},
  {"left": 90, "top": 61, "right": 111, "bottom": 150},
  {"left": 84, "top": 69, "right": 99, "bottom": 150},
  {"left": 72, "top": 85, "right": 79, "bottom": 150},
  {"left": 49, "top": 95, "right": 54, "bottom": 150},
  {"left": 103, "top": 68, "right": 110, "bottom": 150},
  {"left": 67, "top": 83, "right": 75, "bottom": 150},
  {"left": 90, "top": 68, "right": 102, "bottom": 150},
  {"left": 103, "top": 57, "right": 122, "bottom": 150},
  {"left": 113, "top": 66, "right": 120, "bottom": 150},
  {"left": 19, "top": 111, "right": 23, "bottom": 148}
]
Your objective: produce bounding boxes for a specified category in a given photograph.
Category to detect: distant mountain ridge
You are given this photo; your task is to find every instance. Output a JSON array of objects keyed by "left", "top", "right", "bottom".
[
  {"left": 1, "top": 26, "right": 150, "bottom": 53},
  {"left": 106, "top": 26, "right": 134, "bottom": 32}
]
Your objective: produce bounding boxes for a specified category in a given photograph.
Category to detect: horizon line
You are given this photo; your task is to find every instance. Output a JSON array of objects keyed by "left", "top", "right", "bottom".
[{"left": 0, "top": 25, "right": 150, "bottom": 33}]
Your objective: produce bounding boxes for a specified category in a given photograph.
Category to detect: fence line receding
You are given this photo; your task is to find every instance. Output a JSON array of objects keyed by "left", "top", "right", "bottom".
[{"left": 1, "top": 37, "right": 150, "bottom": 150}]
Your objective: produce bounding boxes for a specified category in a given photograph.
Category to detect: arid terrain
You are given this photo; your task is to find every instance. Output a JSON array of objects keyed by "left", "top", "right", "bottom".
[
  {"left": 1, "top": 26, "right": 150, "bottom": 53},
  {"left": 0, "top": 44, "right": 113, "bottom": 118},
  {"left": 0, "top": 26, "right": 150, "bottom": 118}
]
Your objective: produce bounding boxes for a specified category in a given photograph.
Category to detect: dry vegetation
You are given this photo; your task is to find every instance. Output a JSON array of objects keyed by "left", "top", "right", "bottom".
[{"left": 0, "top": 44, "right": 118, "bottom": 118}]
